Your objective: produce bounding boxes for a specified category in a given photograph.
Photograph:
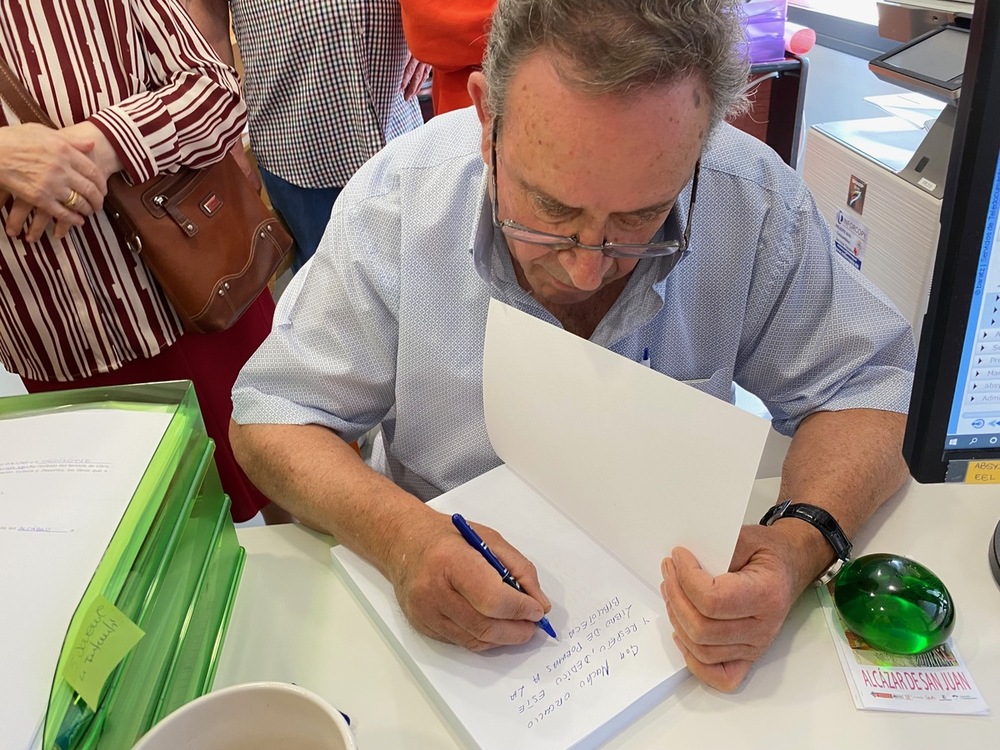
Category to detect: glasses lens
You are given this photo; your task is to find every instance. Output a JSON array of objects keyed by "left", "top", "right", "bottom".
[
  {"left": 501, "top": 224, "right": 577, "bottom": 251},
  {"left": 603, "top": 242, "right": 682, "bottom": 258},
  {"left": 500, "top": 223, "right": 684, "bottom": 257}
]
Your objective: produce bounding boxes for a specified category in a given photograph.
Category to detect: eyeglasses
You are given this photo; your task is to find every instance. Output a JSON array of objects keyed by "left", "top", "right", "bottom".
[{"left": 490, "top": 119, "right": 697, "bottom": 258}]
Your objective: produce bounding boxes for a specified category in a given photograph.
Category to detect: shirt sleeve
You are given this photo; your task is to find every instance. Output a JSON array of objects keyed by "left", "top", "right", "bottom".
[
  {"left": 232, "top": 186, "right": 402, "bottom": 442},
  {"left": 735, "top": 185, "right": 916, "bottom": 436},
  {"left": 88, "top": 0, "right": 246, "bottom": 183},
  {"left": 398, "top": 0, "right": 493, "bottom": 72}
]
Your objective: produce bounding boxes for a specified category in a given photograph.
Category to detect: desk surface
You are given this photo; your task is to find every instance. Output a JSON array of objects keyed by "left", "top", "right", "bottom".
[{"left": 216, "top": 478, "right": 1000, "bottom": 748}]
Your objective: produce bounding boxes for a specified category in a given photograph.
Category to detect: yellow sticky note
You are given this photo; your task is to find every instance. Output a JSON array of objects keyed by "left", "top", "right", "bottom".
[
  {"left": 965, "top": 461, "right": 1000, "bottom": 484},
  {"left": 63, "top": 595, "right": 144, "bottom": 710}
]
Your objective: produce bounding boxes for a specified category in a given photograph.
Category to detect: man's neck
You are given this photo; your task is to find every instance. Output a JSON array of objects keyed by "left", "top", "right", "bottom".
[{"left": 536, "top": 275, "right": 632, "bottom": 339}]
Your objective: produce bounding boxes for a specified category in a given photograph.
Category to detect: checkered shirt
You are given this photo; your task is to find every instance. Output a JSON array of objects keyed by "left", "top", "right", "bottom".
[{"left": 230, "top": 0, "right": 424, "bottom": 188}]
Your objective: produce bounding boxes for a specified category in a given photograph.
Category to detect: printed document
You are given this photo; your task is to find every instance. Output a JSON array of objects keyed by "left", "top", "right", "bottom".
[{"left": 0, "top": 406, "right": 173, "bottom": 750}]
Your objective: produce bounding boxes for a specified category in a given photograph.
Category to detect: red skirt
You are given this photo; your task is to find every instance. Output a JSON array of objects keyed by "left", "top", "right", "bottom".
[{"left": 22, "top": 292, "right": 276, "bottom": 522}]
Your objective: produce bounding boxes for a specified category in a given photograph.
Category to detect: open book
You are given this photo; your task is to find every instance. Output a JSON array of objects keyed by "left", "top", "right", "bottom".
[{"left": 330, "top": 300, "right": 770, "bottom": 749}]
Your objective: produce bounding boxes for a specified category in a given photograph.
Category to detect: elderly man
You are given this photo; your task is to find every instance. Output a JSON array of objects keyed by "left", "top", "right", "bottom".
[{"left": 230, "top": 0, "right": 914, "bottom": 692}]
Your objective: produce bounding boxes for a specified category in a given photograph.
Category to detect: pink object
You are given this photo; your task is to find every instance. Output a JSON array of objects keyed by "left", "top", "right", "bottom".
[{"left": 784, "top": 21, "right": 816, "bottom": 55}]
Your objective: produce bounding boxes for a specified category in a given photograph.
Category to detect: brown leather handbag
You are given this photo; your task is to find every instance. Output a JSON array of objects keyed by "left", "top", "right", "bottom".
[
  {"left": 0, "top": 60, "right": 292, "bottom": 333},
  {"left": 104, "top": 154, "right": 292, "bottom": 332}
]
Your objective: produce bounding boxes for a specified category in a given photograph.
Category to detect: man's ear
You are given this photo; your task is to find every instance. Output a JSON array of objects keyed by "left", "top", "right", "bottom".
[{"left": 468, "top": 72, "right": 492, "bottom": 165}]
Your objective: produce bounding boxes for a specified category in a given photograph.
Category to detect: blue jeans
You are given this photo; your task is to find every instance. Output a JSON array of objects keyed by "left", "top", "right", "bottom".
[{"left": 260, "top": 168, "right": 342, "bottom": 272}]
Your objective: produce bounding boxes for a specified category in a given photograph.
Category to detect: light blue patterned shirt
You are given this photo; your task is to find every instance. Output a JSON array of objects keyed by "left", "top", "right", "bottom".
[{"left": 232, "top": 108, "right": 916, "bottom": 501}]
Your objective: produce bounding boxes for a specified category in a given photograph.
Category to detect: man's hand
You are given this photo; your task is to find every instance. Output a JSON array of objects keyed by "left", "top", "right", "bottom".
[
  {"left": 660, "top": 524, "right": 805, "bottom": 692},
  {"left": 387, "top": 511, "right": 551, "bottom": 650},
  {"left": 400, "top": 53, "right": 431, "bottom": 101},
  {"left": 228, "top": 421, "right": 553, "bottom": 652},
  {"left": 0, "top": 123, "right": 107, "bottom": 241}
]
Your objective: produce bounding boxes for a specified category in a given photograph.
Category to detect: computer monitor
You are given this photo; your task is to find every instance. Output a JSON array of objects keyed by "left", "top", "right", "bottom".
[{"left": 903, "top": 0, "right": 1000, "bottom": 483}]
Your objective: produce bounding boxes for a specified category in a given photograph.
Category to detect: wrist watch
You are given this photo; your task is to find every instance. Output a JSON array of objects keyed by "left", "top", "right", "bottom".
[{"left": 760, "top": 499, "right": 853, "bottom": 586}]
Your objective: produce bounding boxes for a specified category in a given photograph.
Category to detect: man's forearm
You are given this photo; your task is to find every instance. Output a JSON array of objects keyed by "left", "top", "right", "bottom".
[
  {"left": 228, "top": 420, "right": 440, "bottom": 580},
  {"left": 185, "top": 0, "right": 237, "bottom": 66},
  {"left": 772, "top": 408, "right": 909, "bottom": 592}
]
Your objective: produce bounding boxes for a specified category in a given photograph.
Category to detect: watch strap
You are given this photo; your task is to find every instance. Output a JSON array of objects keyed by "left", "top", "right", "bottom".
[{"left": 759, "top": 500, "right": 853, "bottom": 585}]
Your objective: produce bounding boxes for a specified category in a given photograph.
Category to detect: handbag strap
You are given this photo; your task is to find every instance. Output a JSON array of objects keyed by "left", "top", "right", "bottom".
[{"left": 0, "top": 56, "right": 55, "bottom": 127}]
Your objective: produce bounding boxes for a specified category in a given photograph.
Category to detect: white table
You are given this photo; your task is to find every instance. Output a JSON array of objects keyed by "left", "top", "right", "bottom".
[{"left": 215, "top": 478, "right": 1000, "bottom": 748}]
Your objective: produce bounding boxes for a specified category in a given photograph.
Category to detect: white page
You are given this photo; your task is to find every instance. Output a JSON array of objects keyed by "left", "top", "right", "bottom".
[
  {"left": 331, "top": 466, "right": 687, "bottom": 750},
  {"left": 0, "top": 406, "right": 173, "bottom": 750},
  {"left": 484, "top": 299, "right": 770, "bottom": 583}
]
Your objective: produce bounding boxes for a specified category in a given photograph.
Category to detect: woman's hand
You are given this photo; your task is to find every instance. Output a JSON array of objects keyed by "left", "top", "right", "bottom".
[
  {"left": 0, "top": 122, "right": 109, "bottom": 241},
  {"left": 0, "top": 121, "right": 123, "bottom": 243}
]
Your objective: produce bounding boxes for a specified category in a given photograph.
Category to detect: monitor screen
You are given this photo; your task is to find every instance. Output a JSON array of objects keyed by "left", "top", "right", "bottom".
[
  {"left": 870, "top": 25, "right": 969, "bottom": 101},
  {"left": 880, "top": 26, "right": 967, "bottom": 84},
  {"left": 904, "top": 0, "right": 1000, "bottom": 482}
]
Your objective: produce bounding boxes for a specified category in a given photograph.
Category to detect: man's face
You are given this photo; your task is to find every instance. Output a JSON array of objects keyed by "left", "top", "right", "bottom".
[{"left": 474, "top": 55, "right": 712, "bottom": 308}]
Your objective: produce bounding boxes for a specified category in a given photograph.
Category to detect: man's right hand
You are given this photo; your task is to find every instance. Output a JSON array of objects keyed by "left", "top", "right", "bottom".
[
  {"left": 387, "top": 511, "right": 552, "bottom": 650},
  {"left": 228, "top": 422, "right": 553, "bottom": 651}
]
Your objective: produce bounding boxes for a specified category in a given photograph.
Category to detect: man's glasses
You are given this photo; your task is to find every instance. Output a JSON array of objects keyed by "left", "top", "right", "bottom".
[{"left": 490, "top": 119, "right": 697, "bottom": 258}]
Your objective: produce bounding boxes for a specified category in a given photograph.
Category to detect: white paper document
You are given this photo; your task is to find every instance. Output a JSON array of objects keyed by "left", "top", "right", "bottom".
[
  {"left": 818, "top": 586, "right": 989, "bottom": 716},
  {"left": 0, "top": 406, "right": 173, "bottom": 750},
  {"left": 334, "top": 467, "right": 686, "bottom": 749},
  {"left": 331, "top": 299, "right": 770, "bottom": 748}
]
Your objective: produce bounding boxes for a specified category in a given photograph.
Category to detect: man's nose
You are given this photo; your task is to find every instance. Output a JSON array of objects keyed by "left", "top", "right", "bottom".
[{"left": 561, "top": 245, "right": 612, "bottom": 291}]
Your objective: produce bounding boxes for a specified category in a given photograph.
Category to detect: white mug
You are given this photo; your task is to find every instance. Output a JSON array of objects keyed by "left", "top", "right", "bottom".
[{"left": 132, "top": 681, "right": 357, "bottom": 750}]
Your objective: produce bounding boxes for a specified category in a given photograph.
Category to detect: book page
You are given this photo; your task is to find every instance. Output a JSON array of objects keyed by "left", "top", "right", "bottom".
[
  {"left": 331, "top": 466, "right": 688, "bottom": 750},
  {"left": 0, "top": 406, "right": 173, "bottom": 750},
  {"left": 484, "top": 299, "right": 769, "bottom": 583}
]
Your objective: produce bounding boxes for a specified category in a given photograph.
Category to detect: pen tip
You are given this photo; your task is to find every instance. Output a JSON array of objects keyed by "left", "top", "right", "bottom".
[{"left": 538, "top": 617, "right": 558, "bottom": 639}]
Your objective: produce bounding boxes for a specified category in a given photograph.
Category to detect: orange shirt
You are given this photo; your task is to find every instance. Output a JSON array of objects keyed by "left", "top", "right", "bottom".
[{"left": 399, "top": 0, "right": 494, "bottom": 114}]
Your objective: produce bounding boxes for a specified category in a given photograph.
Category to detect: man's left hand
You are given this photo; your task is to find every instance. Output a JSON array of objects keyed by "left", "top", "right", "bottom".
[{"left": 660, "top": 523, "right": 805, "bottom": 692}]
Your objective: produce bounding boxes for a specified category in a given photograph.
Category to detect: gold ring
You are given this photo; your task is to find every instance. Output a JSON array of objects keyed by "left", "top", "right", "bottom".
[{"left": 62, "top": 189, "right": 81, "bottom": 210}]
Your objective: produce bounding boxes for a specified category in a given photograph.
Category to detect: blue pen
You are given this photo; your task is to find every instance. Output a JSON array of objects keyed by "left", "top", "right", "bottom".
[
  {"left": 451, "top": 513, "right": 557, "bottom": 639},
  {"left": 641, "top": 347, "right": 651, "bottom": 367}
]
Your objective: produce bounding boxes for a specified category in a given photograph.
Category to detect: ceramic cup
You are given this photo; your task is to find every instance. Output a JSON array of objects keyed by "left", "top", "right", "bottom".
[{"left": 132, "top": 681, "right": 356, "bottom": 750}]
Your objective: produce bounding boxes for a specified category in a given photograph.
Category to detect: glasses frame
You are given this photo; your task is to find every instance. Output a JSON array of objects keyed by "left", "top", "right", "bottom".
[{"left": 489, "top": 119, "right": 698, "bottom": 259}]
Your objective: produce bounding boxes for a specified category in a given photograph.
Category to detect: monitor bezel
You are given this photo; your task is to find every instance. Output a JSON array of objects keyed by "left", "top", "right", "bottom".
[
  {"left": 869, "top": 25, "right": 969, "bottom": 102},
  {"left": 904, "top": 0, "right": 1000, "bottom": 482}
]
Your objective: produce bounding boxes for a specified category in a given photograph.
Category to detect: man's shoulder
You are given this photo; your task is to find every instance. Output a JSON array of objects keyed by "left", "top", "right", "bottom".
[
  {"left": 701, "top": 122, "right": 802, "bottom": 192},
  {"left": 373, "top": 108, "right": 483, "bottom": 174},
  {"left": 345, "top": 107, "right": 484, "bottom": 197}
]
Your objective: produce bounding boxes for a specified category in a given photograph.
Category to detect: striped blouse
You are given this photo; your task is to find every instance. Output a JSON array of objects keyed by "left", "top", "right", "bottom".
[{"left": 0, "top": 0, "right": 246, "bottom": 381}]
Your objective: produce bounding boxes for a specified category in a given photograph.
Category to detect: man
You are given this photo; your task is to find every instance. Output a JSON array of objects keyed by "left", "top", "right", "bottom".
[
  {"left": 231, "top": 0, "right": 915, "bottom": 692},
  {"left": 186, "top": 0, "right": 429, "bottom": 270}
]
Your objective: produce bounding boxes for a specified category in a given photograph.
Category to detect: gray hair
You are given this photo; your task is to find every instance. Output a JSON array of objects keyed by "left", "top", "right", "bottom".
[{"left": 482, "top": 0, "right": 750, "bottom": 127}]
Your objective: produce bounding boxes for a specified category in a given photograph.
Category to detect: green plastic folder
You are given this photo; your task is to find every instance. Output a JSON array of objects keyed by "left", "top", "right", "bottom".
[{"left": 0, "top": 381, "right": 245, "bottom": 750}]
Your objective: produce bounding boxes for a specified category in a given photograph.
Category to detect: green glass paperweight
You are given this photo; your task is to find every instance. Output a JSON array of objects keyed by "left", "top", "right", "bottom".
[{"left": 833, "top": 553, "right": 955, "bottom": 655}]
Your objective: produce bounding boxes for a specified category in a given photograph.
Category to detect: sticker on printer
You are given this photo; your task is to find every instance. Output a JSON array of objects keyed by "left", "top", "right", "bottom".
[
  {"left": 834, "top": 209, "right": 869, "bottom": 270},
  {"left": 847, "top": 175, "right": 867, "bottom": 215}
]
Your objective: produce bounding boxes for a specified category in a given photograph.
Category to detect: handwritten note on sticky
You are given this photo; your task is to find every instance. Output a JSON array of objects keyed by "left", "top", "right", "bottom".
[
  {"left": 63, "top": 595, "right": 144, "bottom": 709},
  {"left": 964, "top": 461, "right": 1000, "bottom": 484}
]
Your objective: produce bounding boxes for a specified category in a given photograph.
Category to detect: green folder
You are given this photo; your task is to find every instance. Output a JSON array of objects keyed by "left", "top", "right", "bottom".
[{"left": 0, "top": 381, "right": 245, "bottom": 750}]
